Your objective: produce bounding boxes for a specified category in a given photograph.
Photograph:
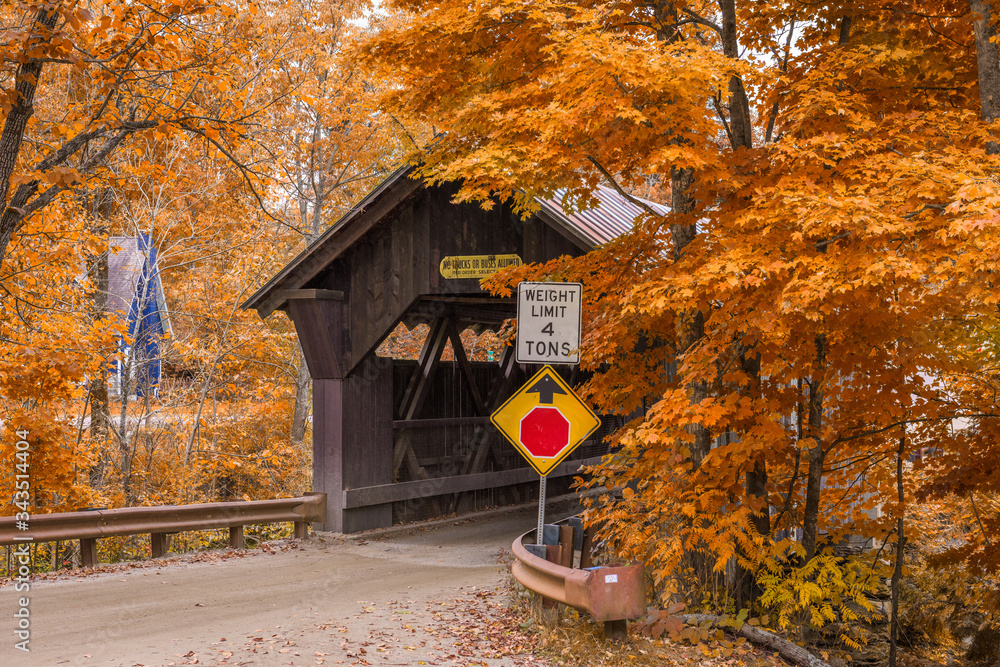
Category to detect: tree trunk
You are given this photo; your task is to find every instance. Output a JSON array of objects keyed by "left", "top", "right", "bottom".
[
  {"left": 801, "top": 334, "right": 826, "bottom": 561},
  {"left": 117, "top": 349, "right": 134, "bottom": 503},
  {"left": 289, "top": 202, "right": 320, "bottom": 447},
  {"left": 889, "top": 431, "right": 906, "bottom": 667},
  {"left": 670, "top": 166, "right": 713, "bottom": 466},
  {"left": 970, "top": 0, "right": 1000, "bottom": 154},
  {"left": 0, "top": 6, "right": 61, "bottom": 270},
  {"left": 88, "top": 250, "right": 111, "bottom": 488},
  {"left": 87, "top": 188, "right": 113, "bottom": 488},
  {"left": 679, "top": 614, "right": 832, "bottom": 667},
  {"left": 722, "top": 0, "right": 768, "bottom": 608},
  {"left": 737, "top": 350, "right": 769, "bottom": 609},
  {"left": 720, "top": 0, "right": 753, "bottom": 151},
  {"left": 798, "top": 15, "right": 851, "bottom": 561},
  {"left": 290, "top": 342, "right": 311, "bottom": 445}
]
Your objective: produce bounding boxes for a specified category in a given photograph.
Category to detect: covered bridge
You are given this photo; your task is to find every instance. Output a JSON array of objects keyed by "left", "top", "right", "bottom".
[{"left": 243, "top": 166, "right": 662, "bottom": 532}]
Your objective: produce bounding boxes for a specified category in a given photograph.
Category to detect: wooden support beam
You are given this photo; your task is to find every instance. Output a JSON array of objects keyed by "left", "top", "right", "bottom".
[
  {"left": 393, "top": 416, "right": 492, "bottom": 429},
  {"left": 229, "top": 525, "right": 244, "bottom": 549},
  {"left": 462, "top": 346, "right": 520, "bottom": 477},
  {"left": 394, "top": 317, "right": 451, "bottom": 481},
  {"left": 345, "top": 456, "right": 603, "bottom": 509},
  {"left": 398, "top": 317, "right": 451, "bottom": 420},
  {"left": 284, "top": 290, "right": 346, "bottom": 379},
  {"left": 447, "top": 319, "right": 486, "bottom": 415},
  {"left": 150, "top": 532, "right": 170, "bottom": 558},
  {"left": 293, "top": 521, "right": 308, "bottom": 539},
  {"left": 80, "top": 537, "right": 97, "bottom": 568}
]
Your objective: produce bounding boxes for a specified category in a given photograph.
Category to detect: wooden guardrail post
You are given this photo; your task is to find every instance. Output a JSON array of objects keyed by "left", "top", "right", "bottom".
[
  {"left": 580, "top": 524, "right": 596, "bottom": 568},
  {"left": 293, "top": 521, "right": 308, "bottom": 539},
  {"left": 80, "top": 538, "right": 97, "bottom": 568},
  {"left": 150, "top": 533, "right": 170, "bottom": 558},
  {"left": 229, "top": 525, "right": 244, "bottom": 549},
  {"left": 558, "top": 525, "right": 574, "bottom": 568}
]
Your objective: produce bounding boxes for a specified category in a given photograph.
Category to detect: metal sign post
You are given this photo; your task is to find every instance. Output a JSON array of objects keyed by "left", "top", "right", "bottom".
[{"left": 537, "top": 475, "right": 547, "bottom": 545}]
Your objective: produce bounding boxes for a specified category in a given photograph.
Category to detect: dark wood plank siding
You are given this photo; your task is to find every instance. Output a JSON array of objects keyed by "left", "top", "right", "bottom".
[
  {"left": 312, "top": 185, "right": 555, "bottom": 377},
  {"left": 312, "top": 379, "right": 343, "bottom": 531},
  {"left": 341, "top": 355, "right": 393, "bottom": 532}
]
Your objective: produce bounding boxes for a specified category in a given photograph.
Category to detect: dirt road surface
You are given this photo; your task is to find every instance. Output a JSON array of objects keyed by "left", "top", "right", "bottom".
[{"left": 1, "top": 501, "right": 578, "bottom": 667}]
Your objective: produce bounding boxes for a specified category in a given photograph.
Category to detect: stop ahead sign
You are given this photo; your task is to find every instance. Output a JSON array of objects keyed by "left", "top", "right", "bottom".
[{"left": 491, "top": 365, "right": 601, "bottom": 476}]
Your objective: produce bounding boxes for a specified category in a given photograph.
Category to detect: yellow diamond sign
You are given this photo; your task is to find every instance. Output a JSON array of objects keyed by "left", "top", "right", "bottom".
[{"left": 491, "top": 365, "right": 601, "bottom": 476}]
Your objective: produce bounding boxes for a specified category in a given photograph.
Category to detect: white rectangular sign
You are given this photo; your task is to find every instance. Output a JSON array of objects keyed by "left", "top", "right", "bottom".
[{"left": 516, "top": 281, "right": 582, "bottom": 365}]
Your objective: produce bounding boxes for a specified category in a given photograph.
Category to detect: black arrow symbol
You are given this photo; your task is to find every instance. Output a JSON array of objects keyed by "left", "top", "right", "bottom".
[{"left": 526, "top": 375, "right": 567, "bottom": 404}]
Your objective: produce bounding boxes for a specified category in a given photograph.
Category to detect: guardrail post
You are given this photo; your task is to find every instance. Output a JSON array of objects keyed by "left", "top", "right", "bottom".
[
  {"left": 80, "top": 538, "right": 97, "bottom": 568},
  {"left": 541, "top": 545, "right": 562, "bottom": 611},
  {"left": 604, "top": 620, "right": 627, "bottom": 641},
  {"left": 580, "top": 524, "right": 596, "bottom": 568},
  {"left": 150, "top": 533, "right": 170, "bottom": 558},
  {"left": 558, "top": 525, "right": 574, "bottom": 568},
  {"left": 229, "top": 525, "right": 244, "bottom": 549},
  {"left": 293, "top": 521, "right": 308, "bottom": 539}
]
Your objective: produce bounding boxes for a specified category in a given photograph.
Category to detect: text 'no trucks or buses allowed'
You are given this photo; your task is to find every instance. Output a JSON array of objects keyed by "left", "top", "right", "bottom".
[{"left": 516, "top": 281, "right": 583, "bottom": 365}]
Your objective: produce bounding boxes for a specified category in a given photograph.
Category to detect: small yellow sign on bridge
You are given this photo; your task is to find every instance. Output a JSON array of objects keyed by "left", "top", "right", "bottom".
[{"left": 439, "top": 254, "right": 522, "bottom": 279}]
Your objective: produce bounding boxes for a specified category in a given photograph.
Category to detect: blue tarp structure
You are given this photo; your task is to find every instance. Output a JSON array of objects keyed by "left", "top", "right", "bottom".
[{"left": 109, "top": 234, "right": 171, "bottom": 397}]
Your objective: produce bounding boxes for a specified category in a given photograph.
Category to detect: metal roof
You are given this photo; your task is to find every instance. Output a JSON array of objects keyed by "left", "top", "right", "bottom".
[{"left": 535, "top": 185, "right": 669, "bottom": 247}]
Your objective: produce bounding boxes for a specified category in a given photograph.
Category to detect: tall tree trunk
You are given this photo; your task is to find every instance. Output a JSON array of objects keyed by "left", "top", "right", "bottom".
[
  {"left": 670, "top": 166, "right": 713, "bottom": 465},
  {"left": 290, "top": 343, "right": 311, "bottom": 445},
  {"left": 737, "top": 349, "right": 769, "bottom": 609},
  {"left": 117, "top": 349, "right": 134, "bottom": 503},
  {"left": 799, "top": 0, "right": 844, "bottom": 542},
  {"left": 289, "top": 199, "right": 320, "bottom": 447},
  {"left": 720, "top": 0, "right": 769, "bottom": 607},
  {"left": 971, "top": 0, "right": 1000, "bottom": 154},
  {"left": 0, "top": 6, "right": 61, "bottom": 270},
  {"left": 720, "top": 0, "right": 753, "bottom": 151},
  {"left": 888, "top": 431, "right": 906, "bottom": 667},
  {"left": 88, "top": 249, "right": 111, "bottom": 487},
  {"left": 801, "top": 334, "right": 827, "bottom": 561},
  {"left": 87, "top": 188, "right": 113, "bottom": 488}
]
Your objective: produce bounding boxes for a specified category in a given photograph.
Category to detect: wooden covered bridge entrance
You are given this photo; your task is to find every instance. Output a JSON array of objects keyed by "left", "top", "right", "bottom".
[{"left": 243, "top": 167, "right": 658, "bottom": 532}]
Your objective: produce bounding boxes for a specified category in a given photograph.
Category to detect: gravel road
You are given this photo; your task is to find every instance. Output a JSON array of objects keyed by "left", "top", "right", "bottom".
[{"left": 1, "top": 501, "right": 578, "bottom": 667}]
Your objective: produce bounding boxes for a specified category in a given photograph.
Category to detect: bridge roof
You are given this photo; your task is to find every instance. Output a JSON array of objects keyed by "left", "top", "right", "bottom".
[{"left": 242, "top": 166, "right": 667, "bottom": 319}]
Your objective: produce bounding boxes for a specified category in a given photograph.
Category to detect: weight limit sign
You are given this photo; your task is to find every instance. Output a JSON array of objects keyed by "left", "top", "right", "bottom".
[{"left": 516, "top": 281, "right": 582, "bottom": 365}]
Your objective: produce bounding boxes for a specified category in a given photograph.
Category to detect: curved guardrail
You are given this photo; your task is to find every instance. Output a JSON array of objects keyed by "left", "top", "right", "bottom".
[
  {"left": 0, "top": 493, "right": 326, "bottom": 566},
  {"left": 510, "top": 524, "right": 645, "bottom": 634}
]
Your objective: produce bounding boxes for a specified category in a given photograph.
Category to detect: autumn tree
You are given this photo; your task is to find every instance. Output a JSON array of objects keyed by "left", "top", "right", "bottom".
[
  {"left": 0, "top": 0, "right": 292, "bottom": 275},
  {"left": 361, "top": 0, "right": 1000, "bottom": 655},
  {"left": 266, "top": 0, "right": 402, "bottom": 445},
  {"left": 0, "top": 0, "right": 389, "bottom": 512}
]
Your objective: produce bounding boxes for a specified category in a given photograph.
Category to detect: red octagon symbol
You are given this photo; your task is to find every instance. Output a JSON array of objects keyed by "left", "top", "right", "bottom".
[{"left": 519, "top": 407, "right": 571, "bottom": 457}]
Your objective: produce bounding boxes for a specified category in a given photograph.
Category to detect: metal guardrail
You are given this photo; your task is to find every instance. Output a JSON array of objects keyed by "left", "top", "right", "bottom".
[
  {"left": 510, "top": 520, "right": 645, "bottom": 639},
  {"left": 0, "top": 493, "right": 326, "bottom": 566}
]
